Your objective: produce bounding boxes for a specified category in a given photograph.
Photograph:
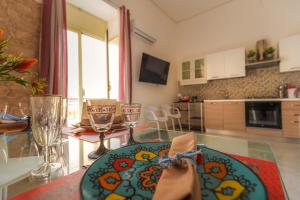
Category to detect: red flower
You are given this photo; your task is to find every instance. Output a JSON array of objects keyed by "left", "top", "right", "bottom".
[
  {"left": 0, "top": 29, "right": 4, "bottom": 40},
  {"left": 16, "top": 58, "right": 38, "bottom": 71}
]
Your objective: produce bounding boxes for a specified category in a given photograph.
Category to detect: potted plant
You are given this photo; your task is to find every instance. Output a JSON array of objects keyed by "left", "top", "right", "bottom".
[
  {"left": 263, "top": 47, "right": 276, "bottom": 60},
  {"left": 247, "top": 50, "right": 257, "bottom": 63},
  {"left": 0, "top": 29, "right": 46, "bottom": 95}
]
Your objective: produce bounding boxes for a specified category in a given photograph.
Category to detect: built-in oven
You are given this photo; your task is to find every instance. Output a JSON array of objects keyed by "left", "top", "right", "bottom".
[{"left": 245, "top": 101, "right": 282, "bottom": 129}]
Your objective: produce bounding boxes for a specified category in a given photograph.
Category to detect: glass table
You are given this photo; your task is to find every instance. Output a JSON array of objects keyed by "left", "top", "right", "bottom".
[{"left": 0, "top": 128, "right": 286, "bottom": 199}]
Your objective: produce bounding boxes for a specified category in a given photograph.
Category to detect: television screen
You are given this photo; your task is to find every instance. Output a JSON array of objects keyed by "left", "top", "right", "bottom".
[{"left": 139, "top": 53, "right": 170, "bottom": 85}]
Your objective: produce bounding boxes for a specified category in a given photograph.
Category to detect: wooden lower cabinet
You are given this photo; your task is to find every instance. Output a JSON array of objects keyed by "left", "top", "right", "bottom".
[
  {"left": 204, "top": 102, "right": 224, "bottom": 129},
  {"left": 223, "top": 102, "right": 245, "bottom": 132},
  {"left": 204, "top": 100, "right": 300, "bottom": 138},
  {"left": 204, "top": 101, "right": 245, "bottom": 131},
  {"left": 282, "top": 101, "right": 300, "bottom": 138}
]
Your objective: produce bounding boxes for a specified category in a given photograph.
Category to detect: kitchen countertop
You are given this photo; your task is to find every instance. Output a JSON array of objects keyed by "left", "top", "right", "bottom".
[{"left": 204, "top": 98, "right": 300, "bottom": 102}]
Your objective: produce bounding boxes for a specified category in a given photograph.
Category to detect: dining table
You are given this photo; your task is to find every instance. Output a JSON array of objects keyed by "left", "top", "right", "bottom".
[{"left": 0, "top": 126, "right": 289, "bottom": 200}]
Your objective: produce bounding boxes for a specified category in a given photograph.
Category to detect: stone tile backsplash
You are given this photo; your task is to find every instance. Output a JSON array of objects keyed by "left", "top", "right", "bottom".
[{"left": 179, "top": 66, "right": 300, "bottom": 100}]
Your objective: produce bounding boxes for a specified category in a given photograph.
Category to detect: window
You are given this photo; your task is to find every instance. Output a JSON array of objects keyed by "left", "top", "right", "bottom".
[
  {"left": 109, "top": 37, "right": 119, "bottom": 100},
  {"left": 67, "top": 30, "right": 119, "bottom": 124},
  {"left": 81, "top": 34, "right": 107, "bottom": 99},
  {"left": 67, "top": 30, "right": 80, "bottom": 124}
]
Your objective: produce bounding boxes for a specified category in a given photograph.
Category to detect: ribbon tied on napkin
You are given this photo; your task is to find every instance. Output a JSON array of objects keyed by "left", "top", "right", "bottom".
[
  {"left": 159, "top": 150, "right": 202, "bottom": 169},
  {"left": 153, "top": 132, "right": 202, "bottom": 200}
]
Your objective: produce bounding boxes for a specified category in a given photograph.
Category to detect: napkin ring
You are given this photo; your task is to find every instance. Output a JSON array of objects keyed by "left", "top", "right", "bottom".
[{"left": 159, "top": 150, "right": 202, "bottom": 169}]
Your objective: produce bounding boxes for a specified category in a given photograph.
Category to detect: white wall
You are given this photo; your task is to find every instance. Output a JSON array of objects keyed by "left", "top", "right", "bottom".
[
  {"left": 176, "top": 0, "right": 300, "bottom": 61},
  {"left": 108, "top": 0, "right": 300, "bottom": 108},
  {"left": 110, "top": 0, "right": 179, "bottom": 109}
]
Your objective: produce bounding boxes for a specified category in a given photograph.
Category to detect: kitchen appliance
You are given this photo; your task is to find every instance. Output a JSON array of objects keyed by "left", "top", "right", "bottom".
[
  {"left": 278, "top": 85, "right": 285, "bottom": 98},
  {"left": 288, "top": 86, "right": 297, "bottom": 98},
  {"left": 245, "top": 101, "right": 282, "bottom": 129}
]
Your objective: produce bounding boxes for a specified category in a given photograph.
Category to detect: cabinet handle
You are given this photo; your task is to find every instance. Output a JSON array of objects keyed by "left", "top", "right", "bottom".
[
  {"left": 293, "top": 121, "right": 299, "bottom": 124},
  {"left": 211, "top": 76, "right": 219, "bottom": 78},
  {"left": 291, "top": 67, "right": 300, "bottom": 70},
  {"left": 294, "top": 114, "right": 300, "bottom": 117}
]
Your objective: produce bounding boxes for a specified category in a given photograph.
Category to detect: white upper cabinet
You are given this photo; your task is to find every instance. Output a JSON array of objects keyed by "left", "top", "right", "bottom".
[
  {"left": 179, "top": 58, "right": 207, "bottom": 85},
  {"left": 279, "top": 34, "right": 300, "bottom": 72},
  {"left": 206, "top": 52, "right": 225, "bottom": 80},
  {"left": 224, "top": 48, "right": 245, "bottom": 78},
  {"left": 207, "top": 48, "right": 245, "bottom": 80}
]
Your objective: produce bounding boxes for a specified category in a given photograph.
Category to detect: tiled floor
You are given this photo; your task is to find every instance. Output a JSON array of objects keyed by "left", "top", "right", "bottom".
[{"left": 205, "top": 131, "right": 300, "bottom": 200}]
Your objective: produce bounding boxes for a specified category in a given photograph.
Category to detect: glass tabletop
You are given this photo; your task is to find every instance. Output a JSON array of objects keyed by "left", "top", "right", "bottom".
[{"left": 0, "top": 128, "right": 281, "bottom": 198}]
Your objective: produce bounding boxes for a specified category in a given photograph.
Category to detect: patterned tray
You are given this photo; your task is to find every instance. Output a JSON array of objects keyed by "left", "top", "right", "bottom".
[{"left": 80, "top": 142, "right": 267, "bottom": 200}]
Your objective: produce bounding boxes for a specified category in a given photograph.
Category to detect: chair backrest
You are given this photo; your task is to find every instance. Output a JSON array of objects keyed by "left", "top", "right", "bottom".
[
  {"left": 144, "top": 106, "right": 159, "bottom": 121},
  {"left": 161, "top": 104, "right": 181, "bottom": 118},
  {"left": 161, "top": 104, "right": 172, "bottom": 115}
]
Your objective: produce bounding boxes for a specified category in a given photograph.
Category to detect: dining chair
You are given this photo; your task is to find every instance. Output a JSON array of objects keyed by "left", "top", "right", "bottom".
[
  {"left": 144, "top": 106, "right": 169, "bottom": 136},
  {"left": 161, "top": 104, "right": 183, "bottom": 132}
]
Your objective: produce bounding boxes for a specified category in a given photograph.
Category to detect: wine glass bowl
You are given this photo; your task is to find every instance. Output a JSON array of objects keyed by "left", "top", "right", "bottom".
[
  {"left": 87, "top": 104, "right": 116, "bottom": 159},
  {"left": 18, "top": 102, "right": 30, "bottom": 118},
  {"left": 121, "top": 103, "right": 141, "bottom": 145}
]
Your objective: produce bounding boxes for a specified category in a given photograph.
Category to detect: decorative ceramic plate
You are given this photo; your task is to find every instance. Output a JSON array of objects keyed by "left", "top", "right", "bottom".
[{"left": 80, "top": 142, "right": 267, "bottom": 200}]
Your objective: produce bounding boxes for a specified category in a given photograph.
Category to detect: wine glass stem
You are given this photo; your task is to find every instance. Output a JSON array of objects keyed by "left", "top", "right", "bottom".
[
  {"left": 44, "top": 146, "right": 50, "bottom": 164},
  {"left": 127, "top": 127, "right": 137, "bottom": 145},
  {"left": 95, "top": 133, "right": 108, "bottom": 155}
]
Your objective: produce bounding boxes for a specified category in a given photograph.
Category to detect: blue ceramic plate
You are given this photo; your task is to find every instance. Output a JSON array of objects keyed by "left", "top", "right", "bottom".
[{"left": 80, "top": 142, "right": 267, "bottom": 200}]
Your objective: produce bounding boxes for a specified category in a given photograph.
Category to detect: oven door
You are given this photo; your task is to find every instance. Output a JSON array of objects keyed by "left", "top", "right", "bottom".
[{"left": 245, "top": 102, "right": 282, "bottom": 129}]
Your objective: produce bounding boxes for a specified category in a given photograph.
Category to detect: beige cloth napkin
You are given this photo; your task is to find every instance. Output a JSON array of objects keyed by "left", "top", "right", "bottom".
[{"left": 153, "top": 132, "right": 201, "bottom": 200}]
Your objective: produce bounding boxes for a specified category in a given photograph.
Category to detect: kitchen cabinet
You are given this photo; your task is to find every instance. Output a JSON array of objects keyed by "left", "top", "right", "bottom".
[
  {"left": 224, "top": 48, "right": 246, "bottom": 78},
  {"left": 206, "top": 52, "right": 225, "bottom": 80},
  {"left": 207, "top": 48, "right": 245, "bottom": 80},
  {"left": 204, "top": 101, "right": 245, "bottom": 131},
  {"left": 179, "top": 58, "right": 207, "bottom": 85},
  {"left": 282, "top": 101, "right": 300, "bottom": 138},
  {"left": 279, "top": 34, "right": 300, "bottom": 72},
  {"left": 223, "top": 101, "right": 245, "bottom": 132},
  {"left": 204, "top": 102, "right": 224, "bottom": 129}
]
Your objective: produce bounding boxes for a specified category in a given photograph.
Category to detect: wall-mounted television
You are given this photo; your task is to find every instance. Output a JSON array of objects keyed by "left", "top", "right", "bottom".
[{"left": 139, "top": 53, "right": 170, "bottom": 85}]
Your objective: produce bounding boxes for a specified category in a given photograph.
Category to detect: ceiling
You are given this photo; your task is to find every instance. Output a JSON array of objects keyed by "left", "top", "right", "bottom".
[
  {"left": 151, "top": 0, "right": 234, "bottom": 23},
  {"left": 67, "top": 0, "right": 118, "bottom": 22}
]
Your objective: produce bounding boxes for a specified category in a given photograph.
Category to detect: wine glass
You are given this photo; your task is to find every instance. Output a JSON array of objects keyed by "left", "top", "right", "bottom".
[
  {"left": 30, "top": 95, "right": 61, "bottom": 178},
  {"left": 49, "top": 97, "right": 68, "bottom": 169},
  {"left": 55, "top": 97, "right": 68, "bottom": 167},
  {"left": 0, "top": 104, "right": 8, "bottom": 120},
  {"left": 18, "top": 102, "right": 40, "bottom": 157},
  {"left": 18, "top": 102, "right": 30, "bottom": 118},
  {"left": 121, "top": 103, "right": 141, "bottom": 145},
  {"left": 87, "top": 102, "right": 116, "bottom": 159},
  {"left": 18, "top": 102, "right": 32, "bottom": 131}
]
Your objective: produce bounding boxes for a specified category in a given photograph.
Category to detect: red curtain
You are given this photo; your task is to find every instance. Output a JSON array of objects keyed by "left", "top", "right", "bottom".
[
  {"left": 40, "top": 0, "right": 68, "bottom": 97},
  {"left": 119, "top": 6, "right": 132, "bottom": 103}
]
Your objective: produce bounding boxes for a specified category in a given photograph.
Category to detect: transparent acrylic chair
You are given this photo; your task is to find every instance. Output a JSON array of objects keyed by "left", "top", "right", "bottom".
[
  {"left": 144, "top": 106, "right": 169, "bottom": 137},
  {"left": 161, "top": 104, "right": 183, "bottom": 132}
]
